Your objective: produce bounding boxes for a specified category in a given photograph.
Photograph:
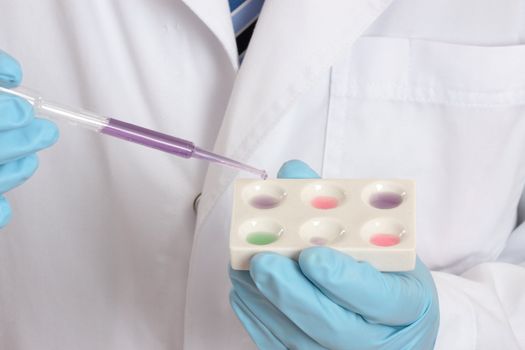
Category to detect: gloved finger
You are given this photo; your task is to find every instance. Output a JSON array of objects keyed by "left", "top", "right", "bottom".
[
  {"left": 0, "top": 50, "right": 22, "bottom": 88},
  {"left": 250, "top": 253, "right": 394, "bottom": 349},
  {"left": 0, "top": 196, "right": 12, "bottom": 228},
  {"left": 0, "top": 155, "right": 39, "bottom": 193},
  {"left": 230, "top": 292, "right": 288, "bottom": 350},
  {"left": 299, "top": 247, "right": 434, "bottom": 326},
  {"left": 0, "top": 118, "right": 58, "bottom": 164},
  {"left": 230, "top": 268, "right": 325, "bottom": 350},
  {"left": 277, "top": 159, "right": 320, "bottom": 179},
  {"left": 0, "top": 94, "right": 34, "bottom": 130}
]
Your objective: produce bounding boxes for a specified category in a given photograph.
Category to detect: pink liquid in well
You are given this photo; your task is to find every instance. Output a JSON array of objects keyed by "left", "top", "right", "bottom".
[
  {"left": 310, "top": 237, "right": 328, "bottom": 245},
  {"left": 311, "top": 196, "right": 339, "bottom": 209},
  {"left": 250, "top": 195, "right": 281, "bottom": 209},
  {"left": 369, "top": 192, "right": 403, "bottom": 209},
  {"left": 370, "top": 233, "right": 400, "bottom": 247}
]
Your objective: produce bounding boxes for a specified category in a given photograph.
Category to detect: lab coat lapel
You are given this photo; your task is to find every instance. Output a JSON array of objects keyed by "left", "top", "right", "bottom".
[
  {"left": 196, "top": 0, "right": 395, "bottom": 228},
  {"left": 180, "top": 0, "right": 238, "bottom": 69}
]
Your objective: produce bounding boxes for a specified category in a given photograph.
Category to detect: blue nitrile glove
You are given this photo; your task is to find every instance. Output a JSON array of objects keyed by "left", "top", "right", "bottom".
[
  {"left": 229, "top": 160, "right": 440, "bottom": 350},
  {"left": 0, "top": 51, "right": 58, "bottom": 228}
]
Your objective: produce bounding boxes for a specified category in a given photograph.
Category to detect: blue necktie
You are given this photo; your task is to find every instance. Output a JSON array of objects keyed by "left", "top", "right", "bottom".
[{"left": 229, "top": 0, "right": 265, "bottom": 61}]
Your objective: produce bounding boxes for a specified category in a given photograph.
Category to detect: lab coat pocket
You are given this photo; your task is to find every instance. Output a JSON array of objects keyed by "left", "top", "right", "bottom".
[
  {"left": 325, "top": 37, "right": 525, "bottom": 272},
  {"left": 326, "top": 37, "right": 525, "bottom": 350},
  {"left": 331, "top": 37, "right": 525, "bottom": 108}
]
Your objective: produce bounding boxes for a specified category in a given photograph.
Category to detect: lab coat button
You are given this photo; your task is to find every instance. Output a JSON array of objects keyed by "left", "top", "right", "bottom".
[{"left": 193, "top": 193, "right": 202, "bottom": 213}]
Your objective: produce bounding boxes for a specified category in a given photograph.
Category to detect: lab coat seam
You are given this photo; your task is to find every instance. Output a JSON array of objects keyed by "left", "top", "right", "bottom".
[
  {"left": 331, "top": 83, "right": 525, "bottom": 108},
  {"left": 407, "top": 38, "right": 415, "bottom": 92},
  {"left": 330, "top": 96, "right": 525, "bottom": 109},
  {"left": 332, "top": 33, "right": 525, "bottom": 107},
  {"left": 321, "top": 66, "right": 334, "bottom": 177},
  {"left": 339, "top": 82, "right": 525, "bottom": 96},
  {"left": 467, "top": 287, "right": 479, "bottom": 350},
  {"left": 324, "top": 63, "right": 350, "bottom": 178},
  {"left": 520, "top": 0, "right": 525, "bottom": 43}
]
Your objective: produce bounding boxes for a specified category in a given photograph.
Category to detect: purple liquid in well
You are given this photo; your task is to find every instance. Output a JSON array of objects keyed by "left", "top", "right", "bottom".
[
  {"left": 101, "top": 118, "right": 195, "bottom": 157},
  {"left": 310, "top": 237, "right": 328, "bottom": 245},
  {"left": 250, "top": 195, "right": 281, "bottom": 209},
  {"left": 369, "top": 192, "right": 403, "bottom": 209}
]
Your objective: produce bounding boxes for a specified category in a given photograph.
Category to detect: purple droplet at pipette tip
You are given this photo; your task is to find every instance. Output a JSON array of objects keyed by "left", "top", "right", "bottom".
[{"left": 101, "top": 118, "right": 268, "bottom": 179}]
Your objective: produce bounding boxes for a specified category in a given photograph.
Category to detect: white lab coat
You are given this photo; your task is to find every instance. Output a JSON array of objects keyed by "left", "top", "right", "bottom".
[{"left": 0, "top": 0, "right": 524, "bottom": 349}]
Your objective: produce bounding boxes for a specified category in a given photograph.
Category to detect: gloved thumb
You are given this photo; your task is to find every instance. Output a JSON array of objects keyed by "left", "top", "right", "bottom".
[
  {"left": 277, "top": 160, "right": 320, "bottom": 179},
  {"left": 298, "top": 247, "right": 436, "bottom": 326}
]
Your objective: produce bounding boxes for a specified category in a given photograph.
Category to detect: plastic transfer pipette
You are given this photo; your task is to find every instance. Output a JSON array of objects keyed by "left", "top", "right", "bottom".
[{"left": 0, "top": 86, "right": 268, "bottom": 180}]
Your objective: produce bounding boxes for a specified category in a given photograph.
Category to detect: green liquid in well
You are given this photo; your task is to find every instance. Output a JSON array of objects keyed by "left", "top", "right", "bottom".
[{"left": 247, "top": 232, "right": 278, "bottom": 245}]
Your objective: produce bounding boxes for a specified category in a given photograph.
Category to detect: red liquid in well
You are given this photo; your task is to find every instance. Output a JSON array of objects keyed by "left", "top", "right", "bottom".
[
  {"left": 370, "top": 233, "right": 400, "bottom": 247},
  {"left": 311, "top": 196, "right": 339, "bottom": 209}
]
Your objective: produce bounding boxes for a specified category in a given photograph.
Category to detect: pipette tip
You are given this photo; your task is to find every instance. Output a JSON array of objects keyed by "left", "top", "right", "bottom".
[{"left": 193, "top": 147, "right": 268, "bottom": 179}]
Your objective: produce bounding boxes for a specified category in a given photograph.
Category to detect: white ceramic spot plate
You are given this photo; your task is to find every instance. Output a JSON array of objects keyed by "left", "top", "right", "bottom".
[{"left": 230, "top": 179, "right": 416, "bottom": 271}]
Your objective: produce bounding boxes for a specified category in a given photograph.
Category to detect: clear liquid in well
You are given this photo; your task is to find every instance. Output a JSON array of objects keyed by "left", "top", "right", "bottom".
[{"left": 310, "top": 237, "right": 328, "bottom": 245}]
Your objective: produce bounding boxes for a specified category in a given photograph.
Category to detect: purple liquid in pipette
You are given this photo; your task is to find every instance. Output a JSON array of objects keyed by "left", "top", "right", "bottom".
[
  {"left": 101, "top": 118, "right": 195, "bottom": 157},
  {"left": 100, "top": 118, "right": 267, "bottom": 179}
]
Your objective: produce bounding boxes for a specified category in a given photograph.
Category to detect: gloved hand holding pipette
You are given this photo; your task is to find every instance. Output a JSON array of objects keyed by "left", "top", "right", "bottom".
[
  {"left": 0, "top": 80, "right": 266, "bottom": 183},
  {"left": 0, "top": 52, "right": 266, "bottom": 228},
  {"left": 0, "top": 51, "right": 58, "bottom": 228}
]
